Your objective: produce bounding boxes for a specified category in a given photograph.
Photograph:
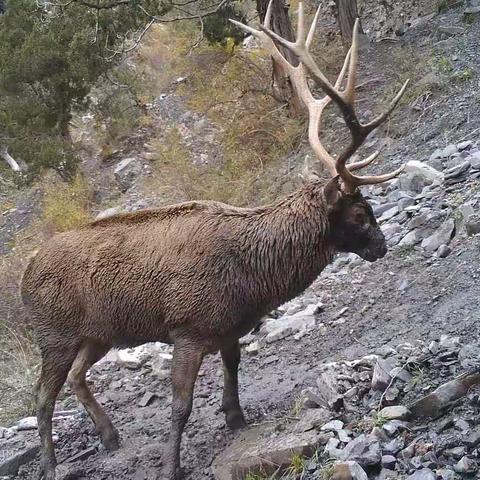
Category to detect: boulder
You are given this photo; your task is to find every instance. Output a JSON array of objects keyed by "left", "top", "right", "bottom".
[
  {"left": 211, "top": 423, "right": 329, "bottom": 479},
  {"left": 421, "top": 218, "right": 455, "bottom": 253},
  {"left": 341, "top": 434, "right": 382, "bottom": 467},
  {"left": 404, "top": 161, "right": 444, "bottom": 185}
]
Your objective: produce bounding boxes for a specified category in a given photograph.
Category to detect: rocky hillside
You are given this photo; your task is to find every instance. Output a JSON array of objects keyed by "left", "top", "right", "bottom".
[{"left": 1, "top": 1, "right": 480, "bottom": 480}]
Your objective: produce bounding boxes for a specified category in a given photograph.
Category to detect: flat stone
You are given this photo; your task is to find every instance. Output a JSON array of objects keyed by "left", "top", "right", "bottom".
[
  {"left": 264, "top": 304, "right": 316, "bottom": 343},
  {"left": 16, "top": 416, "right": 37, "bottom": 431},
  {"left": 378, "top": 406, "right": 411, "bottom": 421},
  {"left": 293, "top": 408, "right": 332, "bottom": 433},
  {"left": 409, "top": 372, "right": 480, "bottom": 419},
  {"left": 421, "top": 218, "right": 455, "bottom": 253},
  {"left": 321, "top": 420, "right": 344, "bottom": 432},
  {"left": 341, "top": 434, "right": 381, "bottom": 467},
  {"left": 0, "top": 443, "right": 40, "bottom": 476},
  {"left": 404, "top": 160, "right": 444, "bottom": 184},
  {"left": 438, "top": 25, "right": 465, "bottom": 36},
  {"left": 138, "top": 392, "right": 157, "bottom": 407},
  {"left": 212, "top": 423, "right": 328, "bottom": 479},
  {"left": 381, "top": 455, "right": 397, "bottom": 469},
  {"left": 65, "top": 447, "right": 97, "bottom": 463},
  {"left": 463, "top": 427, "right": 480, "bottom": 448},
  {"left": 406, "top": 468, "right": 436, "bottom": 480}
]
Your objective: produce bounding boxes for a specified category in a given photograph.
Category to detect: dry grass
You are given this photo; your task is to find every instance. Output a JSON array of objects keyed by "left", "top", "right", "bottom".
[
  {"left": 40, "top": 173, "right": 92, "bottom": 235},
  {"left": 0, "top": 251, "right": 39, "bottom": 425}
]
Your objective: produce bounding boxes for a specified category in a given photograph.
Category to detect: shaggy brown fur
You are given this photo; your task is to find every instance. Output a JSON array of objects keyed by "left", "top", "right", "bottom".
[{"left": 21, "top": 176, "right": 387, "bottom": 480}]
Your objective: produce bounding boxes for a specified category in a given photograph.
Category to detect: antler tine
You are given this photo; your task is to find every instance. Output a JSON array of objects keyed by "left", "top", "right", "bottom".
[
  {"left": 264, "top": 0, "right": 274, "bottom": 29},
  {"left": 344, "top": 19, "right": 359, "bottom": 104},
  {"left": 364, "top": 79, "right": 410, "bottom": 132},
  {"left": 306, "top": 3, "right": 322, "bottom": 49},
  {"left": 297, "top": 2, "right": 306, "bottom": 45},
  {"left": 348, "top": 149, "right": 380, "bottom": 171}
]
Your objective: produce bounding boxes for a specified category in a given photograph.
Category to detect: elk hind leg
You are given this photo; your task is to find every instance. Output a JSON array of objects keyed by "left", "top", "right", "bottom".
[
  {"left": 67, "top": 340, "right": 120, "bottom": 451},
  {"left": 36, "top": 345, "right": 79, "bottom": 480}
]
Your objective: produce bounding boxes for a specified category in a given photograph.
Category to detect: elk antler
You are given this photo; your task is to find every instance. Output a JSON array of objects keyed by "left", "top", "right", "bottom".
[{"left": 231, "top": 2, "right": 409, "bottom": 193}]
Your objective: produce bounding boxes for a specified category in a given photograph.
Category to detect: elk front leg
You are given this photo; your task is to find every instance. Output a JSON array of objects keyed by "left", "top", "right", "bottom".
[
  {"left": 221, "top": 341, "right": 246, "bottom": 430},
  {"left": 161, "top": 340, "right": 204, "bottom": 480}
]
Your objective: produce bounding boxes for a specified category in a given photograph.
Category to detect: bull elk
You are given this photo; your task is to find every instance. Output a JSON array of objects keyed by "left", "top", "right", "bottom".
[{"left": 21, "top": 3, "right": 408, "bottom": 479}]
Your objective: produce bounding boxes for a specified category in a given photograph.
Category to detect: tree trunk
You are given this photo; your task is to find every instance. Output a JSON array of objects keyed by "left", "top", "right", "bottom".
[
  {"left": 0, "top": 146, "right": 22, "bottom": 172},
  {"left": 0, "top": 0, "right": 5, "bottom": 14},
  {"left": 256, "top": 0, "right": 304, "bottom": 114},
  {"left": 335, "top": 0, "right": 363, "bottom": 41}
]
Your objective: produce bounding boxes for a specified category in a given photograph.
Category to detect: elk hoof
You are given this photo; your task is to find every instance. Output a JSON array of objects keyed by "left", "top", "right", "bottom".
[
  {"left": 158, "top": 465, "right": 182, "bottom": 480},
  {"left": 38, "top": 457, "right": 57, "bottom": 480},
  {"left": 226, "top": 410, "right": 247, "bottom": 430},
  {"left": 101, "top": 428, "right": 121, "bottom": 451}
]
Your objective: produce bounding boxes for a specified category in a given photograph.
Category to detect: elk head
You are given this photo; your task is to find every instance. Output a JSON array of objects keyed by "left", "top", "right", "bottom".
[{"left": 231, "top": 3, "right": 409, "bottom": 261}]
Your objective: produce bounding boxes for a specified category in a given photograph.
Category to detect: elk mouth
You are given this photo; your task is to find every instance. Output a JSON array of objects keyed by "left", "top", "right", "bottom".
[{"left": 358, "top": 243, "right": 387, "bottom": 262}]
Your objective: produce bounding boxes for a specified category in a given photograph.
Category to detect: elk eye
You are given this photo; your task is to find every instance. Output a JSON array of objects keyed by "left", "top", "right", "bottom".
[{"left": 355, "top": 212, "right": 366, "bottom": 223}]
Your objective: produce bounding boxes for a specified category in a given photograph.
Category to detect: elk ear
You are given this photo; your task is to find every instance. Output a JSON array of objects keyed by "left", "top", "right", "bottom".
[{"left": 324, "top": 176, "right": 342, "bottom": 206}]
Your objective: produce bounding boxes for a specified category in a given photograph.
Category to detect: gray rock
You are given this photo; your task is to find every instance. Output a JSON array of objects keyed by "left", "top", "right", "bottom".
[
  {"left": 382, "top": 437, "right": 405, "bottom": 455},
  {"left": 212, "top": 423, "right": 330, "bottom": 479},
  {"left": 435, "top": 468, "right": 457, "bottom": 480},
  {"left": 372, "top": 358, "right": 397, "bottom": 392},
  {"left": 406, "top": 468, "right": 436, "bottom": 480},
  {"left": 458, "top": 344, "right": 480, "bottom": 370},
  {"left": 457, "top": 140, "right": 473, "bottom": 150},
  {"left": 316, "top": 370, "right": 344, "bottom": 411},
  {"left": 441, "top": 144, "right": 458, "bottom": 158},
  {"left": 379, "top": 207, "right": 399, "bottom": 222},
  {"left": 373, "top": 202, "right": 398, "bottom": 217},
  {"left": 444, "top": 160, "right": 470, "bottom": 179},
  {"left": 421, "top": 218, "right": 455, "bottom": 253},
  {"left": 439, "top": 25, "right": 465, "bottom": 36},
  {"left": 378, "top": 405, "right": 411, "bottom": 421},
  {"left": 325, "top": 437, "right": 343, "bottom": 459},
  {"left": 264, "top": 304, "right": 316, "bottom": 343},
  {"left": 377, "top": 468, "right": 399, "bottom": 479},
  {"left": 466, "top": 214, "right": 480, "bottom": 236},
  {"left": 0, "top": 442, "right": 40, "bottom": 476},
  {"left": 114, "top": 157, "right": 144, "bottom": 192},
  {"left": 465, "top": 5, "right": 480, "bottom": 13},
  {"left": 398, "top": 230, "right": 421, "bottom": 247},
  {"left": 409, "top": 372, "right": 480, "bottom": 419},
  {"left": 399, "top": 173, "right": 430, "bottom": 194},
  {"left": 381, "top": 455, "right": 396, "bottom": 469},
  {"left": 454, "top": 456, "right": 476, "bottom": 473},
  {"left": 321, "top": 420, "right": 344, "bottom": 432},
  {"left": 436, "top": 244, "right": 451, "bottom": 258},
  {"left": 398, "top": 196, "right": 415, "bottom": 210},
  {"left": 16, "top": 416, "right": 37, "bottom": 431},
  {"left": 463, "top": 427, "right": 480, "bottom": 447},
  {"left": 293, "top": 408, "right": 332, "bottom": 433},
  {"left": 342, "top": 434, "right": 382, "bottom": 466},
  {"left": 469, "top": 151, "right": 480, "bottom": 170}
]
